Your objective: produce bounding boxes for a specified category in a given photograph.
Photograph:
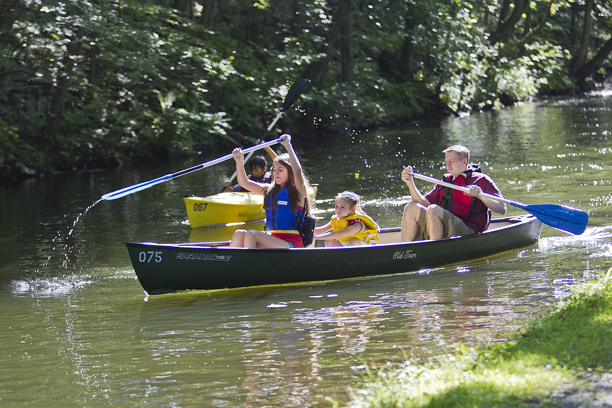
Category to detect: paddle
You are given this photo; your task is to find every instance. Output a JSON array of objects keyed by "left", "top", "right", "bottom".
[
  {"left": 101, "top": 139, "right": 282, "bottom": 200},
  {"left": 222, "top": 78, "right": 311, "bottom": 192},
  {"left": 410, "top": 172, "right": 589, "bottom": 235}
]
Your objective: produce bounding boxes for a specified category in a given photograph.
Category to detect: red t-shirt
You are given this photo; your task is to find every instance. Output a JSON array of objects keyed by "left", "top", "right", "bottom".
[{"left": 424, "top": 172, "right": 502, "bottom": 233}]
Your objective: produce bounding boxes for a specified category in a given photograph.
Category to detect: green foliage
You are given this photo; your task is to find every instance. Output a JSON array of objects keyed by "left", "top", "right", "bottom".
[
  {"left": 1, "top": 0, "right": 242, "bottom": 173},
  {"left": 340, "top": 271, "right": 612, "bottom": 407},
  {"left": 512, "top": 271, "right": 612, "bottom": 370},
  {"left": 0, "top": 118, "right": 50, "bottom": 178},
  {"left": 1, "top": 0, "right": 611, "bottom": 178}
]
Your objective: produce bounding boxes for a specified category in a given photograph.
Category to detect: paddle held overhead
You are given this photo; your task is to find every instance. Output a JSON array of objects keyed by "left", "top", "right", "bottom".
[
  {"left": 102, "top": 78, "right": 311, "bottom": 201},
  {"left": 101, "top": 139, "right": 282, "bottom": 201}
]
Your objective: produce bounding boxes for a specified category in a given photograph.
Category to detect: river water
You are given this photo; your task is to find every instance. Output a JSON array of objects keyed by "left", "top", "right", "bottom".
[{"left": 1, "top": 92, "right": 611, "bottom": 407}]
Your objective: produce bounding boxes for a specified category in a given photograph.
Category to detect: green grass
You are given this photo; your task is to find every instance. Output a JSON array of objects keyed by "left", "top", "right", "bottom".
[{"left": 331, "top": 268, "right": 612, "bottom": 408}]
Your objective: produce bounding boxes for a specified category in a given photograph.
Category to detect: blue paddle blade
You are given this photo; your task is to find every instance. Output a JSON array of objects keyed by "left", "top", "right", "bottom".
[{"left": 514, "top": 203, "right": 588, "bottom": 235}]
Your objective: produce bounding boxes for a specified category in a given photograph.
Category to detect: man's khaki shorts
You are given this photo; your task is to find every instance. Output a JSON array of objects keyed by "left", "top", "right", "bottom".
[{"left": 416, "top": 206, "right": 475, "bottom": 240}]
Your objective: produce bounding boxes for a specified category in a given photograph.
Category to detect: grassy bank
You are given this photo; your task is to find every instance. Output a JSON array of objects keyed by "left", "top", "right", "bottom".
[{"left": 333, "top": 268, "right": 612, "bottom": 407}]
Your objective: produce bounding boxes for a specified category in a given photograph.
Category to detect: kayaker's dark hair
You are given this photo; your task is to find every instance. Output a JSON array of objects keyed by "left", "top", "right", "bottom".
[
  {"left": 263, "top": 153, "right": 310, "bottom": 214},
  {"left": 248, "top": 155, "right": 267, "bottom": 171}
]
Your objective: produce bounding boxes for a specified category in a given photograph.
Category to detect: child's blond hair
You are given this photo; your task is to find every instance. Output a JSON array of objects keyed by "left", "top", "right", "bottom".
[{"left": 336, "top": 191, "right": 368, "bottom": 217}]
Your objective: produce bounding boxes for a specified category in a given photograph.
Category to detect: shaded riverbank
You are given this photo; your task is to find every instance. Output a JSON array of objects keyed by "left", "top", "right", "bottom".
[
  {"left": 4, "top": 1, "right": 612, "bottom": 180},
  {"left": 340, "top": 269, "right": 612, "bottom": 407}
]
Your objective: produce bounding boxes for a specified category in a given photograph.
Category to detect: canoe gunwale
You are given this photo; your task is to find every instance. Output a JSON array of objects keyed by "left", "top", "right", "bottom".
[{"left": 140, "top": 215, "right": 531, "bottom": 251}]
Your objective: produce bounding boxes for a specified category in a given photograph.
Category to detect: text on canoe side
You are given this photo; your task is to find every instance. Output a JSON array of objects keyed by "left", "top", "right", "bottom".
[
  {"left": 393, "top": 250, "right": 416, "bottom": 260},
  {"left": 137, "top": 251, "right": 232, "bottom": 263}
]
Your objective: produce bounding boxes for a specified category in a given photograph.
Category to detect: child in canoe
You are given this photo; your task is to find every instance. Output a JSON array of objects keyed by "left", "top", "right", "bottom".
[
  {"left": 229, "top": 134, "right": 312, "bottom": 249},
  {"left": 314, "top": 191, "right": 380, "bottom": 246}
]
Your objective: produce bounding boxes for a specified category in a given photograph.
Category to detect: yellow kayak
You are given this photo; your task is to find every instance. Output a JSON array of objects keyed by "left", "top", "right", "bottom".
[{"left": 184, "top": 186, "right": 317, "bottom": 228}]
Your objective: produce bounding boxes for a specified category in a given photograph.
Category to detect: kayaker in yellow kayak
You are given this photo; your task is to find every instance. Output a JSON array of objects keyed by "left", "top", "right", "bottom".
[
  {"left": 222, "top": 140, "right": 277, "bottom": 192},
  {"left": 229, "top": 134, "right": 312, "bottom": 248},
  {"left": 222, "top": 155, "right": 270, "bottom": 192}
]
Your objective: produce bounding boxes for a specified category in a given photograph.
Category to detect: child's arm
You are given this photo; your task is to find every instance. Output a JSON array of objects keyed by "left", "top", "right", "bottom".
[
  {"left": 256, "top": 139, "right": 277, "bottom": 161},
  {"left": 315, "top": 222, "right": 361, "bottom": 240},
  {"left": 314, "top": 222, "right": 332, "bottom": 237},
  {"left": 264, "top": 145, "right": 276, "bottom": 160},
  {"left": 223, "top": 179, "right": 233, "bottom": 192},
  {"left": 233, "top": 148, "right": 267, "bottom": 195}
]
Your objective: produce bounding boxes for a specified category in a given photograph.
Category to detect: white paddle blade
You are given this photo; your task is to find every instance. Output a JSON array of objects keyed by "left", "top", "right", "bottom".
[{"left": 101, "top": 174, "right": 173, "bottom": 200}]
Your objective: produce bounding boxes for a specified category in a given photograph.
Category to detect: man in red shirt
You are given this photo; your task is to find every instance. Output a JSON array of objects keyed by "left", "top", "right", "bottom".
[{"left": 400, "top": 145, "right": 507, "bottom": 242}]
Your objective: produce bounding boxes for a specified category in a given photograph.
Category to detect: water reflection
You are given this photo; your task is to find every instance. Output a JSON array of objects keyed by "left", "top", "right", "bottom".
[
  {"left": 3, "top": 223, "right": 611, "bottom": 407},
  {"left": 127, "top": 235, "right": 609, "bottom": 407},
  {"left": 1, "top": 94, "right": 612, "bottom": 406}
]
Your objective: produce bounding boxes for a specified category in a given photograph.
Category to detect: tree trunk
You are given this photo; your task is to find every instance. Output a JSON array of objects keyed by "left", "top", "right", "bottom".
[
  {"left": 173, "top": 0, "right": 193, "bottom": 18},
  {"left": 88, "top": 45, "right": 98, "bottom": 85},
  {"left": 0, "top": 0, "right": 21, "bottom": 50},
  {"left": 48, "top": 76, "right": 69, "bottom": 136},
  {"left": 522, "top": 3, "right": 531, "bottom": 39},
  {"left": 489, "top": 0, "right": 529, "bottom": 45},
  {"left": 302, "top": 1, "right": 339, "bottom": 86},
  {"left": 199, "top": 0, "right": 218, "bottom": 29},
  {"left": 47, "top": 39, "right": 81, "bottom": 137},
  {"left": 574, "top": 37, "right": 612, "bottom": 85},
  {"left": 338, "top": 0, "right": 354, "bottom": 83},
  {"left": 498, "top": 0, "right": 512, "bottom": 24},
  {"left": 398, "top": 2, "right": 416, "bottom": 78},
  {"left": 512, "top": 1, "right": 553, "bottom": 54},
  {"left": 568, "top": 0, "right": 593, "bottom": 76}
]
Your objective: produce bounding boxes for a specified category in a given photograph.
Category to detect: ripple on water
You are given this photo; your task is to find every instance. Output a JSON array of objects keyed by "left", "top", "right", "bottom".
[{"left": 10, "top": 267, "right": 134, "bottom": 298}]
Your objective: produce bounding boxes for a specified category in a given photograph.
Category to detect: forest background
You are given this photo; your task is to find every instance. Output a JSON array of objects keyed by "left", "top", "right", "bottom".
[{"left": 1, "top": 0, "right": 611, "bottom": 179}]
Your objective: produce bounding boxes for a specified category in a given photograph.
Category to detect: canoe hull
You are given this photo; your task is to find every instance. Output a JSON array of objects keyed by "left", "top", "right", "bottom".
[{"left": 127, "top": 216, "right": 543, "bottom": 295}]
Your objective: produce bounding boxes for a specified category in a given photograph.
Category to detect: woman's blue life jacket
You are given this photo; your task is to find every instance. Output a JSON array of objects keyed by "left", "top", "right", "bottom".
[{"left": 264, "top": 187, "right": 305, "bottom": 231}]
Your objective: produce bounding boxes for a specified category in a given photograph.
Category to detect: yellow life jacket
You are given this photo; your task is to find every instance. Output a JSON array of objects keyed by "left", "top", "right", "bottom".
[{"left": 330, "top": 212, "right": 380, "bottom": 244}]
